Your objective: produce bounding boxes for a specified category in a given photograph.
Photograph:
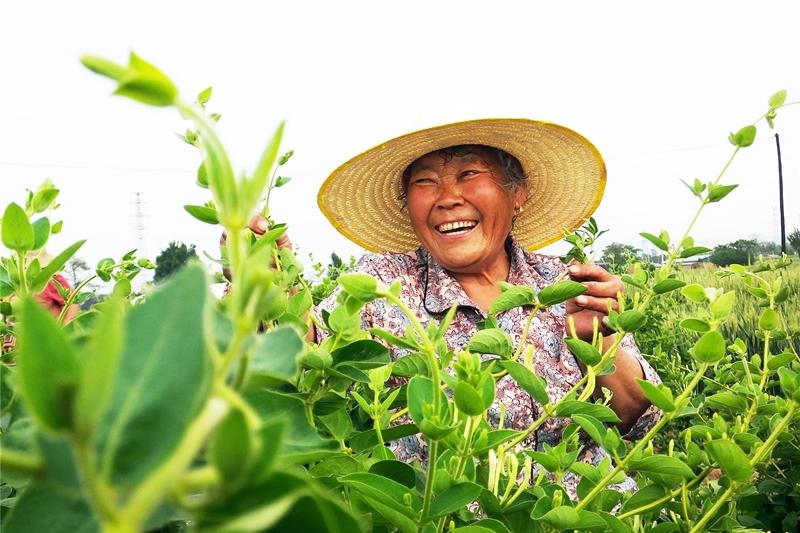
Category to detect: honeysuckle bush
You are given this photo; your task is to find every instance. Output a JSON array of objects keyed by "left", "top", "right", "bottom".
[{"left": 0, "top": 52, "right": 797, "bottom": 533}]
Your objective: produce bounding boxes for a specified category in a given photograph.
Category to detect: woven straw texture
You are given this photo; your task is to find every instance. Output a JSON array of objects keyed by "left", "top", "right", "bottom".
[{"left": 318, "top": 118, "right": 606, "bottom": 253}]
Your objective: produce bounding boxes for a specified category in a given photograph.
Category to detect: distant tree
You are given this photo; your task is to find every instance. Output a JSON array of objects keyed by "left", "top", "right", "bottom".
[
  {"left": 154, "top": 241, "right": 198, "bottom": 282},
  {"left": 601, "top": 242, "right": 641, "bottom": 272},
  {"left": 65, "top": 257, "right": 91, "bottom": 287},
  {"left": 789, "top": 228, "right": 800, "bottom": 256},
  {"left": 709, "top": 239, "right": 758, "bottom": 266},
  {"left": 754, "top": 241, "right": 781, "bottom": 256}
]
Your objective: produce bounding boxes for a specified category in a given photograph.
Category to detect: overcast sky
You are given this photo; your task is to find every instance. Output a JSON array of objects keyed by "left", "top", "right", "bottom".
[{"left": 3, "top": 1, "right": 799, "bottom": 286}]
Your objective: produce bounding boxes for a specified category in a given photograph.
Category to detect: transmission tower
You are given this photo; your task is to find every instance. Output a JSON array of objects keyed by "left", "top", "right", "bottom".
[{"left": 133, "top": 192, "right": 148, "bottom": 258}]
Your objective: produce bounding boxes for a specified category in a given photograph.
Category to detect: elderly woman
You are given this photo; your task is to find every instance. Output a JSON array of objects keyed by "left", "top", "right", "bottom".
[{"left": 311, "top": 119, "right": 661, "bottom": 492}]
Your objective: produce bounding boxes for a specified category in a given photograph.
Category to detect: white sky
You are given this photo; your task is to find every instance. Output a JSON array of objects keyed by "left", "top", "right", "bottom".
[{"left": 2, "top": 1, "right": 799, "bottom": 285}]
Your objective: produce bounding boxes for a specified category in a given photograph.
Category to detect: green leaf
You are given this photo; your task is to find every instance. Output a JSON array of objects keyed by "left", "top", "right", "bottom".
[
  {"left": 331, "top": 339, "right": 390, "bottom": 369},
  {"left": 679, "top": 318, "right": 710, "bottom": 332},
  {"left": 2, "top": 202, "right": 34, "bottom": 252},
  {"left": 210, "top": 407, "right": 251, "bottom": 482},
  {"left": 692, "top": 330, "right": 726, "bottom": 363},
  {"left": 555, "top": 401, "right": 620, "bottom": 423},
  {"left": 338, "top": 273, "right": 379, "bottom": 301},
  {"left": 705, "top": 391, "right": 748, "bottom": 412},
  {"left": 636, "top": 379, "right": 675, "bottom": 412},
  {"left": 183, "top": 204, "right": 219, "bottom": 225},
  {"left": 454, "top": 381, "right": 486, "bottom": 416},
  {"left": 706, "top": 183, "right": 738, "bottom": 203},
  {"left": 339, "top": 472, "right": 419, "bottom": 517},
  {"left": 196, "top": 160, "right": 209, "bottom": 188},
  {"left": 349, "top": 424, "right": 419, "bottom": 452},
  {"left": 619, "top": 483, "right": 666, "bottom": 515},
  {"left": 427, "top": 482, "right": 484, "bottom": 520},
  {"left": 391, "top": 353, "right": 428, "bottom": 377},
  {"left": 114, "top": 52, "right": 178, "bottom": 107},
  {"left": 537, "top": 280, "right": 587, "bottom": 306},
  {"left": 706, "top": 439, "right": 752, "bottom": 482},
  {"left": 652, "top": 279, "right": 686, "bottom": 294},
  {"left": 728, "top": 125, "right": 757, "bottom": 147},
  {"left": 94, "top": 264, "right": 212, "bottom": 488},
  {"left": 278, "top": 150, "right": 295, "bottom": 165},
  {"left": 250, "top": 325, "right": 304, "bottom": 379},
  {"left": 16, "top": 297, "right": 82, "bottom": 433},
  {"left": 2, "top": 482, "right": 99, "bottom": 533},
  {"left": 245, "top": 121, "right": 285, "bottom": 211},
  {"left": 617, "top": 310, "right": 646, "bottom": 332},
  {"left": 112, "top": 278, "right": 131, "bottom": 298},
  {"left": 711, "top": 290, "right": 735, "bottom": 321},
  {"left": 767, "top": 352, "right": 796, "bottom": 371},
  {"left": 319, "top": 409, "right": 354, "bottom": 444},
  {"left": 565, "top": 337, "right": 601, "bottom": 366},
  {"left": 31, "top": 187, "right": 59, "bottom": 213},
  {"left": 75, "top": 297, "right": 125, "bottom": 435},
  {"left": 468, "top": 328, "right": 513, "bottom": 359},
  {"left": 759, "top": 308, "right": 779, "bottom": 331},
  {"left": 628, "top": 456, "right": 693, "bottom": 478},
  {"left": 488, "top": 285, "right": 535, "bottom": 315},
  {"left": 371, "top": 328, "right": 420, "bottom": 351},
  {"left": 80, "top": 54, "right": 126, "bottom": 81},
  {"left": 197, "top": 86, "right": 212, "bottom": 104},
  {"left": 29, "top": 240, "right": 86, "bottom": 293},
  {"left": 680, "top": 246, "right": 711, "bottom": 258},
  {"left": 539, "top": 505, "right": 580, "bottom": 529},
  {"left": 769, "top": 89, "right": 787, "bottom": 107},
  {"left": 407, "top": 375, "right": 435, "bottom": 427},
  {"left": 640, "top": 232, "right": 668, "bottom": 252},
  {"left": 681, "top": 283, "right": 706, "bottom": 303},
  {"left": 249, "top": 393, "right": 335, "bottom": 463},
  {"left": 31, "top": 217, "right": 51, "bottom": 250},
  {"left": 369, "top": 460, "right": 416, "bottom": 489},
  {"left": 275, "top": 176, "right": 292, "bottom": 187},
  {"left": 498, "top": 361, "right": 550, "bottom": 405},
  {"left": 526, "top": 450, "right": 559, "bottom": 472},
  {"left": 572, "top": 414, "right": 608, "bottom": 447}
]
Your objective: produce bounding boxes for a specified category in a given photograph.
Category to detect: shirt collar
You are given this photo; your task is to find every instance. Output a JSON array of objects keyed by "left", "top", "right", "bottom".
[{"left": 417, "top": 236, "right": 544, "bottom": 316}]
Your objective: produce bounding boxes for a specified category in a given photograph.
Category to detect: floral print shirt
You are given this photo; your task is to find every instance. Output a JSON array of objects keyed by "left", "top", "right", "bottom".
[{"left": 317, "top": 237, "right": 662, "bottom": 496}]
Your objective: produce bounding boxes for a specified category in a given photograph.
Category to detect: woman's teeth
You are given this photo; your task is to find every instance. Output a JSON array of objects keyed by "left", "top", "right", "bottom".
[{"left": 437, "top": 220, "right": 478, "bottom": 234}]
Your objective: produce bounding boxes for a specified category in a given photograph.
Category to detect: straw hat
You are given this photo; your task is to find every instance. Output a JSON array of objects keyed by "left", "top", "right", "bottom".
[{"left": 318, "top": 118, "right": 606, "bottom": 253}]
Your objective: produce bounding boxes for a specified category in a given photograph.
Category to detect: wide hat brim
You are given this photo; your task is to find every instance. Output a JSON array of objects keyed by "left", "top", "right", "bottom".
[{"left": 318, "top": 118, "right": 606, "bottom": 253}]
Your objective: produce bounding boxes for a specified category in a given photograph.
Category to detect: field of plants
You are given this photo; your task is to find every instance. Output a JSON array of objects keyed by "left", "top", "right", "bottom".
[{"left": 1, "top": 52, "right": 798, "bottom": 533}]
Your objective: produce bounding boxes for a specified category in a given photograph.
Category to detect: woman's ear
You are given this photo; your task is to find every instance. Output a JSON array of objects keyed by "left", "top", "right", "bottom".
[{"left": 514, "top": 184, "right": 529, "bottom": 208}]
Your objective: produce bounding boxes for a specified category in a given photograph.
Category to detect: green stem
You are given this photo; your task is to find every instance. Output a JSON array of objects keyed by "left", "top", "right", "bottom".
[
  {"left": 617, "top": 467, "right": 712, "bottom": 520},
  {"left": 574, "top": 362, "right": 709, "bottom": 512},
  {"left": 16, "top": 251, "right": 28, "bottom": 296},
  {"left": 58, "top": 273, "right": 99, "bottom": 323},
  {"left": 72, "top": 436, "right": 120, "bottom": 525},
  {"left": 175, "top": 100, "right": 238, "bottom": 220},
  {"left": 418, "top": 440, "right": 439, "bottom": 529},
  {"left": 120, "top": 396, "right": 229, "bottom": 528},
  {"left": 688, "top": 482, "right": 737, "bottom": 533},
  {"left": 0, "top": 447, "right": 42, "bottom": 477},
  {"left": 688, "top": 402, "right": 800, "bottom": 532},
  {"left": 513, "top": 305, "right": 540, "bottom": 361},
  {"left": 500, "top": 333, "right": 623, "bottom": 453}
]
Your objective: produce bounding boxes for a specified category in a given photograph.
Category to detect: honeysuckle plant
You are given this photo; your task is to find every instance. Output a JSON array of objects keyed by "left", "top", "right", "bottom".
[{"left": 0, "top": 51, "right": 797, "bottom": 533}]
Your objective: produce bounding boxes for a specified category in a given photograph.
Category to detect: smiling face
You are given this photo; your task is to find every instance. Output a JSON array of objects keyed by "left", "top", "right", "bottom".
[{"left": 404, "top": 146, "right": 528, "bottom": 276}]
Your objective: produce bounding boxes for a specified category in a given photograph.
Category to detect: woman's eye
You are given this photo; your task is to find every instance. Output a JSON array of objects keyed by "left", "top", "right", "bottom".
[
  {"left": 460, "top": 169, "right": 482, "bottom": 179},
  {"left": 410, "top": 177, "right": 435, "bottom": 186}
]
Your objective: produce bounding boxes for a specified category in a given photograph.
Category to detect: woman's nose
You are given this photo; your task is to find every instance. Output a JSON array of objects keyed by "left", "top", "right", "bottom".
[{"left": 434, "top": 178, "right": 464, "bottom": 208}]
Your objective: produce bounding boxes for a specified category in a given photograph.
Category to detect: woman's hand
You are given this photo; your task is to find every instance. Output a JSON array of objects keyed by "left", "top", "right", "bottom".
[
  {"left": 220, "top": 215, "right": 293, "bottom": 281},
  {"left": 565, "top": 262, "right": 623, "bottom": 342}
]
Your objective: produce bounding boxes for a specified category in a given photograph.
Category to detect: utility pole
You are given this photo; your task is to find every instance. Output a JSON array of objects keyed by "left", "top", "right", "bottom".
[{"left": 775, "top": 133, "right": 786, "bottom": 254}]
